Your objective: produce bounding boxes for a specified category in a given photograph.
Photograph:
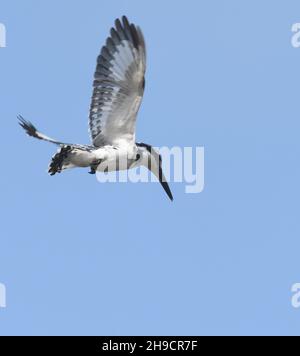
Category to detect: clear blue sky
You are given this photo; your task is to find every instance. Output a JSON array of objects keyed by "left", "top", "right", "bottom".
[{"left": 1, "top": 0, "right": 300, "bottom": 336}]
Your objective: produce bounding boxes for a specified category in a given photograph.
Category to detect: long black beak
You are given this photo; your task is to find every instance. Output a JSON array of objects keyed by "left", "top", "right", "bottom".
[
  {"left": 159, "top": 177, "right": 174, "bottom": 201},
  {"left": 137, "top": 142, "right": 174, "bottom": 201},
  {"left": 159, "top": 164, "right": 173, "bottom": 201}
]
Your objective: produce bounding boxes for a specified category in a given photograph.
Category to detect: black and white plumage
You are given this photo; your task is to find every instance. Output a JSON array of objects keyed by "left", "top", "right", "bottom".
[{"left": 19, "top": 16, "right": 173, "bottom": 201}]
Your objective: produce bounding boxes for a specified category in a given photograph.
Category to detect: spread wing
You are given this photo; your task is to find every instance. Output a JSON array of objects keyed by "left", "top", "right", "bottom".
[{"left": 89, "top": 16, "right": 146, "bottom": 147}]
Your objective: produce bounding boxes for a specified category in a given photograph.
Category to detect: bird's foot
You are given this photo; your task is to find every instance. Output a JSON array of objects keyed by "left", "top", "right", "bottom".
[{"left": 88, "top": 160, "right": 102, "bottom": 175}]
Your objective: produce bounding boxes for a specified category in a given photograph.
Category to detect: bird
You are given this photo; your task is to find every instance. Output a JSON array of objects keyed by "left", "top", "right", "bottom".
[{"left": 18, "top": 16, "right": 173, "bottom": 201}]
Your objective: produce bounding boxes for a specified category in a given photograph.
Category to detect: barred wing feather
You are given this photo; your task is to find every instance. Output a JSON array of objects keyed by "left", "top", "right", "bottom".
[{"left": 89, "top": 16, "right": 146, "bottom": 147}]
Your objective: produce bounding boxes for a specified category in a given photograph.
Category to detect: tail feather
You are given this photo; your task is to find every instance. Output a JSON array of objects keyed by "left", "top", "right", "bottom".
[
  {"left": 18, "top": 115, "right": 96, "bottom": 176},
  {"left": 18, "top": 116, "right": 42, "bottom": 140},
  {"left": 48, "top": 146, "right": 74, "bottom": 176},
  {"left": 18, "top": 115, "right": 94, "bottom": 151},
  {"left": 18, "top": 115, "right": 65, "bottom": 145}
]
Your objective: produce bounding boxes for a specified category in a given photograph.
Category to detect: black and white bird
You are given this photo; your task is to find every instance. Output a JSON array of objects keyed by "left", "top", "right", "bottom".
[{"left": 19, "top": 16, "right": 173, "bottom": 201}]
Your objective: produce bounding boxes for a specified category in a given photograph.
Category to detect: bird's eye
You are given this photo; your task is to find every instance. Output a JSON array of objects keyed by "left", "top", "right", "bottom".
[{"left": 136, "top": 154, "right": 141, "bottom": 161}]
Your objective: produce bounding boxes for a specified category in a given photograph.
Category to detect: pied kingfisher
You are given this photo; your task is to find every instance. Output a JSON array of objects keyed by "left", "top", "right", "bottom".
[{"left": 19, "top": 16, "right": 173, "bottom": 201}]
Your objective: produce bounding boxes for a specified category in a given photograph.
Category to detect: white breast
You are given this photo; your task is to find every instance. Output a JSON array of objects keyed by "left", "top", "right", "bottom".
[{"left": 94, "top": 145, "right": 138, "bottom": 172}]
